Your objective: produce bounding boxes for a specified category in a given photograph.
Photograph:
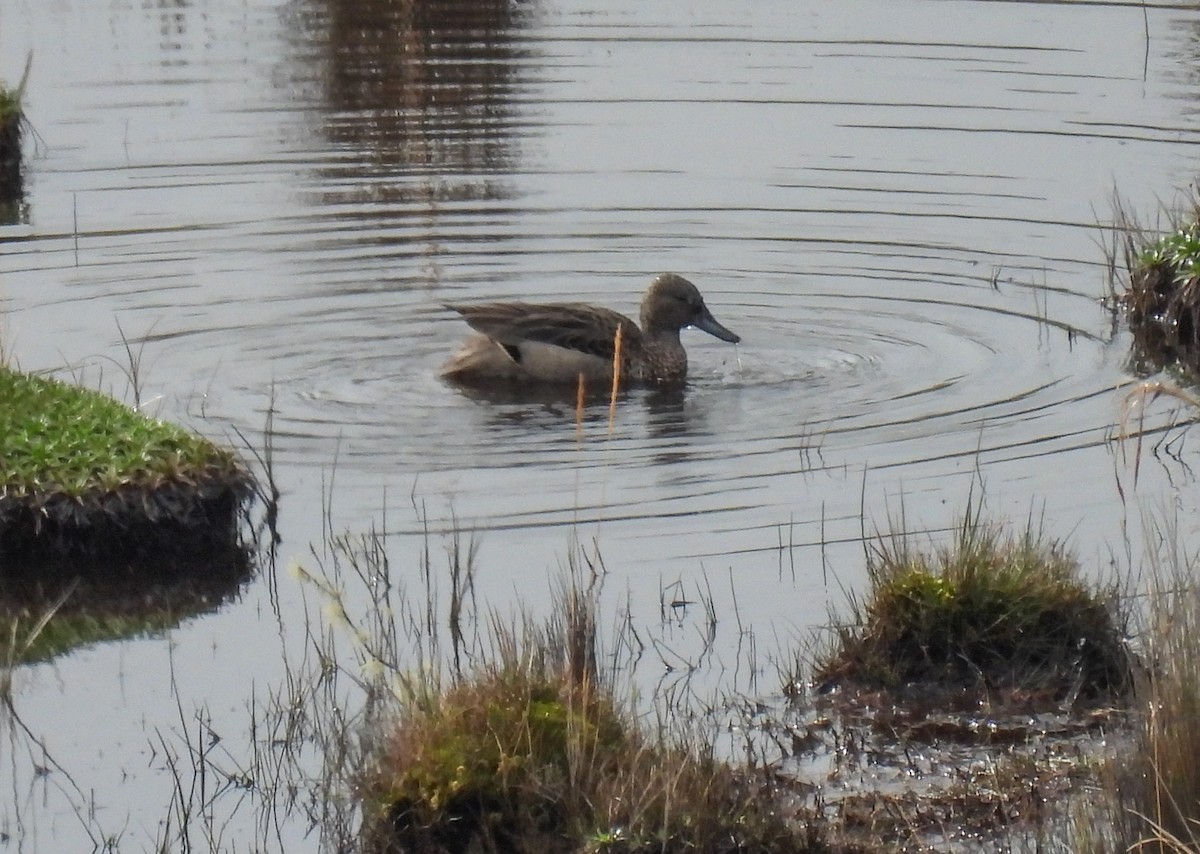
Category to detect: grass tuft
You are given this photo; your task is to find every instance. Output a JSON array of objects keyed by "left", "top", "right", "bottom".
[
  {"left": 1113, "top": 197, "right": 1200, "bottom": 375},
  {"left": 356, "top": 580, "right": 812, "bottom": 853},
  {"left": 817, "top": 505, "right": 1132, "bottom": 703}
]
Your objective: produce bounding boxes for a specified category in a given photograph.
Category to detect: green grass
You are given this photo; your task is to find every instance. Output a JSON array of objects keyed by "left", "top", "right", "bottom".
[
  {"left": 0, "top": 366, "right": 241, "bottom": 496},
  {"left": 816, "top": 506, "right": 1132, "bottom": 701},
  {"left": 1139, "top": 220, "right": 1200, "bottom": 281}
]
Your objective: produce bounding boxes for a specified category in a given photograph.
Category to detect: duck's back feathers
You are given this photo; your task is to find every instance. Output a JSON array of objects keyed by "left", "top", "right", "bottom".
[
  {"left": 448, "top": 302, "right": 643, "bottom": 364},
  {"left": 442, "top": 302, "right": 648, "bottom": 383}
]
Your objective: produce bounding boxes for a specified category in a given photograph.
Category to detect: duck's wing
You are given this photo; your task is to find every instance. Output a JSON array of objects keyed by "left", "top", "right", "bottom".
[{"left": 448, "top": 302, "right": 644, "bottom": 361}]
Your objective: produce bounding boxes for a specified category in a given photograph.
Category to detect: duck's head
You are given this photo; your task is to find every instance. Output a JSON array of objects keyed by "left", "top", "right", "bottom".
[{"left": 641, "top": 273, "right": 741, "bottom": 343}]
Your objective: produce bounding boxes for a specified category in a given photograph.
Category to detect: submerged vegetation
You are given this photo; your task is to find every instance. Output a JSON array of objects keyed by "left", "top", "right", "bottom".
[
  {"left": 815, "top": 506, "right": 1132, "bottom": 704},
  {"left": 0, "top": 365, "right": 251, "bottom": 558}
]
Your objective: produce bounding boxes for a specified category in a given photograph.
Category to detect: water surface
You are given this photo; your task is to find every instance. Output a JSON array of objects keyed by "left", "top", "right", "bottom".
[{"left": 2, "top": 0, "right": 1198, "bottom": 848}]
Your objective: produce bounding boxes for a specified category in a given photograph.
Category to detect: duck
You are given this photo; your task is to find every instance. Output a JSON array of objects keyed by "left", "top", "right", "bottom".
[{"left": 440, "top": 273, "right": 740, "bottom": 385}]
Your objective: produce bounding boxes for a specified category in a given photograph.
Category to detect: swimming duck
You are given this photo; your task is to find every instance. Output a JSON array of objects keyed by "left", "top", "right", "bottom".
[{"left": 441, "top": 273, "right": 740, "bottom": 384}]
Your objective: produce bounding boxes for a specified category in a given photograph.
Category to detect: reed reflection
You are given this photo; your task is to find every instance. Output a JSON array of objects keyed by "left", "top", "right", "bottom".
[{"left": 309, "top": 0, "right": 531, "bottom": 207}]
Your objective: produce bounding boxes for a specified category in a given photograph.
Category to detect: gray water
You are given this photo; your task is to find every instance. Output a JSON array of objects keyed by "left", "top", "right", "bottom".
[{"left": 2, "top": 0, "right": 1198, "bottom": 849}]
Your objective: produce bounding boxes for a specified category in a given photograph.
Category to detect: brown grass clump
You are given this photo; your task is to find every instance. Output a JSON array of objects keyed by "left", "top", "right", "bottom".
[
  {"left": 1083, "top": 570, "right": 1200, "bottom": 853},
  {"left": 816, "top": 507, "right": 1132, "bottom": 704},
  {"left": 357, "top": 615, "right": 812, "bottom": 853}
]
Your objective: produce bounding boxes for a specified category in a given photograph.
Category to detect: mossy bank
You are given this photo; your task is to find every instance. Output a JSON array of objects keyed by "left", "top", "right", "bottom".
[{"left": 0, "top": 366, "right": 252, "bottom": 561}]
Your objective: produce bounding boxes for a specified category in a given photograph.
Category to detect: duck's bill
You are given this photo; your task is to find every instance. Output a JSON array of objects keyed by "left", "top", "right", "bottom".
[{"left": 693, "top": 309, "right": 741, "bottom": 344}]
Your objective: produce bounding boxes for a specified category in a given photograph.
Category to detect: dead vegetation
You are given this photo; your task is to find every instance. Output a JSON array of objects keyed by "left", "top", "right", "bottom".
[{"left": 1078, "top": 551, "right": 1200, "bottom": 854}]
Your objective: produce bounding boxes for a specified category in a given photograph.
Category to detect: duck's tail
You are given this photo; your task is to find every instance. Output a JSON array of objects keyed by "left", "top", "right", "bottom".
[{"left": 440, "top": 334, "right": 522, "bottom": 381}]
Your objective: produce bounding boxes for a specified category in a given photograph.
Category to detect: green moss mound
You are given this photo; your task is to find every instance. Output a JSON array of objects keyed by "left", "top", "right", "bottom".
[
  {"left": 0, "top": 367, "right": 252, "bottom": 560},
  {"left": 817, "top": 512, "right": 1132, "bottom": 702},
  {"left": 359, "top": 666, "right": 808, "bottom": 854},
  {"left": 1123, "top": 217, "right": 1200, "bottom": 373}
]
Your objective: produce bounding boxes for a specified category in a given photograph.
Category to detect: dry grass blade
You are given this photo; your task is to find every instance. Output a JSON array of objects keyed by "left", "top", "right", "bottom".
[
  {"left": 1117, "top": 380, "right": 1200, "bottom": 487},
  {"left": 608, "top": 323, "right": 623, "bottom": 434},
  {"left": 15, "top": 52, "right": 32, "bottom": 103},
  {"left": 1078, "top": 535, "right": 1200, "bottom": 854},
  {"left": 575, "top": 372, "right": 585, "bottom": 442}
]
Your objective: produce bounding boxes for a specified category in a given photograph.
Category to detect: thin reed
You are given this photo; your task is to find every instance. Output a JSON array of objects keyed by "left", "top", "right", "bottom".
[
  {"left": 608, "top": 322, "right": 623, "bottom": 432},
  {"left": 1082, "top": 550, "right": 1200, "bottom": 854}
]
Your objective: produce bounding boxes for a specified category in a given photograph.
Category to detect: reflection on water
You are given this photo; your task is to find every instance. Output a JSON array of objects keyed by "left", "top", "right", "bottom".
[
  {"left": 0, "top": 546, "right": 255, "bottom": 663},
  {"left": 309, "top": 0, "right": 528, "bottom": 205}
]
